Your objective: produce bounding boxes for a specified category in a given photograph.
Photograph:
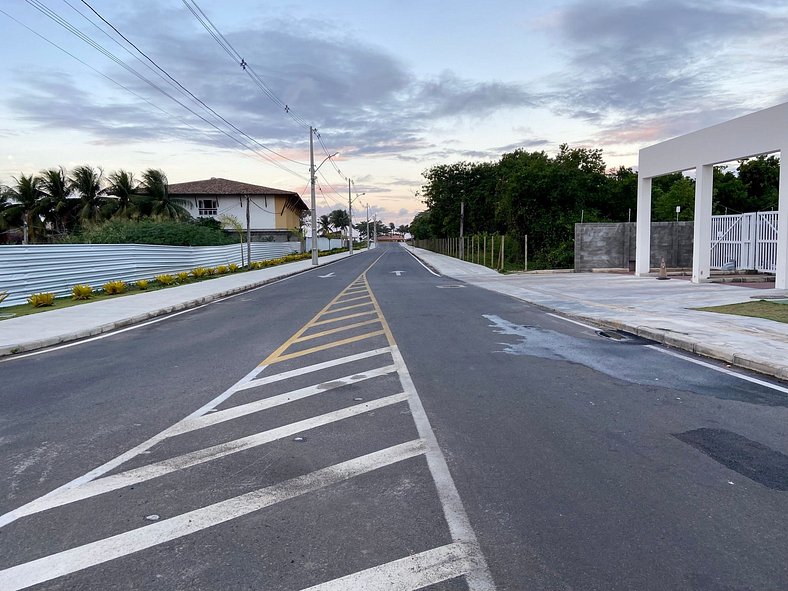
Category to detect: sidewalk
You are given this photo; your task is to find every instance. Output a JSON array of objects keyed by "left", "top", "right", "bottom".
[
  {"left": 408, "top": 246, "right": 788, "bottom": 382},
  {"left": 0, "top": 252, "right": 352, "bottom": 358}
]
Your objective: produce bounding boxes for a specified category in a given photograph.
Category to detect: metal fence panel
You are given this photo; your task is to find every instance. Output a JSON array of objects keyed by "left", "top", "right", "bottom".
[{"left": 0, "top": 242, "right": 301, "bottom": 307}]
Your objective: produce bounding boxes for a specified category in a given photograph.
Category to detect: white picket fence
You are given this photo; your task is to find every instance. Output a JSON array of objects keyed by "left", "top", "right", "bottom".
[
  {"left": 710, "top": 212, "right": 778, "bottom": 272},
  {"left": 0, "top": 242, "right": 302, "bottom": 307}
]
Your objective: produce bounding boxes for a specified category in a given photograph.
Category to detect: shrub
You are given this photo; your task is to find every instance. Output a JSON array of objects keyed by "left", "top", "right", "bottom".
[
  {"left": 0, "top": 291, "right": 8, "bottom": 305},
  {"left": 228, "top": 263, "right": 239, "bottom": 273},
  {"left": 103, "top": 280, "right": 127, "bottom": 295},
  {"left": 136, "top": 279, "right": 150, "bottom": 290},
  {"left": 176, "top": 271, "right": 190, "bottom": 283},
  {"left": 28, "top": 292, "right": 55, "bottom": 307},
  {"left": 71, "top": 284, "right": 93, "bottom": 300},
  {"left": 61, "top": 219, "right": 236, "bottom": 246},
  {"left": 215, "top": 265, "right": 229, "bottom": 274},
  {"left": 191, "top": 267, "right": 210, "bottom": 278},
  {"left": 155, "top": 274, "right": 176, "bottom": 285}
]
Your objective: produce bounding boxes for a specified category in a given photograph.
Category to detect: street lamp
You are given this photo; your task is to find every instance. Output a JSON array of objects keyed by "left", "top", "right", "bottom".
[{"left": 309, "top": 125, "right": 338, "bottom": 265}]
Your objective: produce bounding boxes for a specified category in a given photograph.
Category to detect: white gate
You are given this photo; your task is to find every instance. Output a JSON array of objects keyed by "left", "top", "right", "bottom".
[{"left": 710, "top": 212, "right": 778, "bottom": 272}]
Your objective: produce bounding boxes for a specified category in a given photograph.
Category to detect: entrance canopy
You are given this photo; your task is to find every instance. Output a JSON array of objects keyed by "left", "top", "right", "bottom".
[{"left": 636, "top": 102, "right": 787, "bottom": 289}]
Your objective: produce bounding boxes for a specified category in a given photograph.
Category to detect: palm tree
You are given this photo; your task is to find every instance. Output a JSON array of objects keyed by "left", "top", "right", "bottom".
[
  {"left": 319, "top": 214, "right": 333, "bottom": 249},
  {"left": 69, "top": 165, "right": 105, "bottom": 224},
  {"left": 140, "top": 169, "right": 191, "bottom": 220},
  {"left": 329, "top": 209, "right": 350, "bottom": 246},
  {"left": 39, "top": 166, "right": 75, "bottom": 236},
  {"left": 7, "top": 174, "right": 45, "bottom": 243},
  {"left": 105, "top": 169, "right": 139, "bottom": 219}
]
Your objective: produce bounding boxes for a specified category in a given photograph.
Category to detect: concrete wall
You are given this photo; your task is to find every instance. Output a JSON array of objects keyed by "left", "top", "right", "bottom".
[{"left": 575, "top": 222, "right": 694, "bottom": 272}]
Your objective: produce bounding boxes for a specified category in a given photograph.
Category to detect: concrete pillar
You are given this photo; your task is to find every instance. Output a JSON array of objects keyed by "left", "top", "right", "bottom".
[
  {"left": 635, "top": 176, "right": 652, "bottom": 276},
  {"left": 692, "top": 164, "right": 714, "bottom": 283},
  {"left": 776, "top": 152, "right": 788, "bottom": 289}
]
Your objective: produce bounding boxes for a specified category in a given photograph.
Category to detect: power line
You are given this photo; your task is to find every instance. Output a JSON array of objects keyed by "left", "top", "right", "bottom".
[
  {"left": 77, "top": 0, "right": 307, "bottom": 169},
  {"left": 16, "top": 0, "right": 307, "bottom": 180}
]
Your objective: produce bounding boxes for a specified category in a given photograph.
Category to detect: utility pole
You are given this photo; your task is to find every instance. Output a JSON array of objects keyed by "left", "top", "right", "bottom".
[
  {"left": 459, "top": 200, "right": 465, "bottom": 259},
  {"left": 245, "top": 194, "right": 252, "bottom": 267},
  {"left": 348, "top": 178, "right": 353, "bottom": 255},
  {"left": 309, "top": 126, "right": 318, "bottom": 265},
  {"left": 373, "top": 213, "right": 377, "bottom": 247},
  {"left": 366, "top": 204, "right": 370, "bottom": 250}
]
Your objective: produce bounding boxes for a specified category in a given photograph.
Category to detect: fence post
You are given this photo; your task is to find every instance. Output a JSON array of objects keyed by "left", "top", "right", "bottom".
[
  {"left": 524, "top": 234, "right": 528, "bottom": 271},
  {"left": 500, "top": 235, "right": 505, "bottom": 270}
]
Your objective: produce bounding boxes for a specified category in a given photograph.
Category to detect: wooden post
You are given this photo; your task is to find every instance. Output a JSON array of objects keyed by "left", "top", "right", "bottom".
[
  {"left": 524, "top": 234, "right": 528, "bottom": 271},
  {"left": 484, "top": 236, "right": 487, "bottom": 267}
]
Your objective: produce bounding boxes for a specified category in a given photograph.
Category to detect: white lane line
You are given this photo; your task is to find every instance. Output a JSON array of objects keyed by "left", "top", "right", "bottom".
[
  {"left": 172, "top": 364, "right": 398, "bottom": 436},
  {"left": 0, "top": 361, "right": 267, "bottom": 529},
  {"left": 646, "top": 345, "right": 788, "bottom": 394},
  {"left": 545, "top": 312, "right": 600, "bottom": 331},
  {"left": 2, "top": 393, "right": 409, "bottom": 522},
  {"left": 300, "top": 542, "right": 473, "bottom": 591},
  {"left": 0, "top": 439, "right": 427, "bottom": 591},
  {"left": 403, "top": 248, "right": 441, "bottom": 276},
  {"left": 389, "top": 344, "right": 496, "bottom": 591},
  {"left": 242, "top": 347, "right": 391, "bottom": 389}
]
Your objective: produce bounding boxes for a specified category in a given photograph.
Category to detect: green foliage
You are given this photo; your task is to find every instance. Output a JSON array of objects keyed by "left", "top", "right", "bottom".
[
  {"left": 64, "top": 219, "right": 236, "bottom": 246},
  {"left": 176, "top": 271, "right": 191, "bottom": 283},
  {"left": 71, "top": 284, "right": 93, "bottom": 300},
  {"left": 154, "top": 274, "right": 176, "bottom": 285},
  {"left": 135, "top": 279, "right": 150, "bottom": 290},
  {"left": 28, "top": 292, "right": 55, "bottom": 307},
  {"left": 215, "top": 265, "right": 229, "bottom": 274},
  {"left": 191, "top": 267, "right": 210, "bottom": 278},
  {"left": 102, "top": 280, "right": 127, "bottom": 294},
  {"left": 228, "top": 263, "right": 239, "bottom": 273}
]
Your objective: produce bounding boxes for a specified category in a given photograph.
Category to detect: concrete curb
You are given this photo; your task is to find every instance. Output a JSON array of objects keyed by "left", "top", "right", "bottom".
[{"left": 0, "top": 257, "right": 347, "bottom": 358}]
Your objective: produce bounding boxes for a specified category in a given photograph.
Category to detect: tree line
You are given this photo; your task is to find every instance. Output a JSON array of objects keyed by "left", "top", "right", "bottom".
[
  {"left": 409, "top": 145, "right": 780, "bottom": 268},
  {"left": 316, "top": 208, "right": 409, "bottom": 246},
  {"left": 0, "top": 166, "right": 192, "bottom": 243}
]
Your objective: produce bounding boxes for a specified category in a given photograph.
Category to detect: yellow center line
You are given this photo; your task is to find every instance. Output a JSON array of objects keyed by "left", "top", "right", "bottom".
[
  {"left": 294, "top": 319, "right": 382, "bottom": 343},
  {"left": 268, "top": 331, "right": 387, "bottom": 365},
  {"left": 258, "top": 251, "right": 390, "bottom": 366},
  {"left": 311, "top": 311, "right": 378, "bottom": 327}
]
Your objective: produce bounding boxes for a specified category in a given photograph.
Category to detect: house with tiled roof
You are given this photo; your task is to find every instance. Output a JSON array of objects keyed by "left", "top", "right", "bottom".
[{"left": 169, "top": 177, "right": 308, "bottom": 241}]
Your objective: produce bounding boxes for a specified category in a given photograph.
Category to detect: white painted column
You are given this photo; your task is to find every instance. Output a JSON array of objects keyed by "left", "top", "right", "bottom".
[
  {"left": 635, "top": 176, "right": 652, "bottom": 276},
  {"left": 775, "top": 151, "right": 788, "bottom": 289},
  {"left": 692, "top": 164, "right": 714, "bottom": 283}
]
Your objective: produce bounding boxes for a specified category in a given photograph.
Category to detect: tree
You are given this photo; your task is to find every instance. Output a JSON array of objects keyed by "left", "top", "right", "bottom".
[
  {"left": 328, "top": 209, "right": 350, "bottom": 245},
  {"left": 396, "top": 224, "right": 410, "bottom": 235},
  {"left": 738, "top": 155, "right": 779, "bottom": 211},
  {"left": 39, "top": 166, "right": 75, "bottom": 236},
  {"left": 653, "top": 176, "right": 695, "bottom": 221},
  {"left": 105, "top": 169, "right": 140, "bottom": 219},
  {"left": 7, "top": 174, "right": 45, "bottom": 243},
  {"left": 319, "top": 214, "right": 333, "bottom": 248},
  {"left": 408, "top": 211, "right": 431, "bottom": 239},
  {"left": 69, "top": 165, "right": 106, "bottom": 224},
  {"left": 219, "top": 214, "right": 246, "bottom": 266},
  {"left": 139, "top": 169, "right": 191, "bottom": 220}
]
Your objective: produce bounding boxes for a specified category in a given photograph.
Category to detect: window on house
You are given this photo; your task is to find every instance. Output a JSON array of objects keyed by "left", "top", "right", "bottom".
[{"left": 198, "top": 199, "right": 218, "bottom": 216}]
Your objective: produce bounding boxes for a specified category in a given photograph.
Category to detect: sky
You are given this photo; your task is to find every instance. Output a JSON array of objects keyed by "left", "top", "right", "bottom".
[{"left": 1, "top": 0, "right": 787, "bottom": 226}]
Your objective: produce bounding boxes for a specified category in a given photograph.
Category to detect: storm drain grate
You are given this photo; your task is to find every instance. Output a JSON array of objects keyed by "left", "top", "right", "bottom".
[{"left": 674, "top": 428, "right": 788, "bottom": 491}]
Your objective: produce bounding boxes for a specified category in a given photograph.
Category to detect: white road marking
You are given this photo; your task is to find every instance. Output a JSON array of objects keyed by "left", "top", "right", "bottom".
[
  {"left": 545, "top": 312, "right": 600, "bottom": 331},
  {"left": 0, "top": 439, "right": 427, "bottom": 591},
  {"left": 390, "top": 270, "right": 405, "bottom": 276},
  {"left": 319, "top": 272, "right": 336, "bottom": 278},
  {"left": 241, "top": 348, "right": 391, "bottom": 389},
  {"left": 178, "top": 365, "right": 398, "bottom": 435},
  {"left": 2, "top": 393, "right": 409, "bottom": 521},
  {"left": 402, "top": 248, "right": 440, "bottom": 276},
  {"left": 646, "top": 345, "right": 788, "bottom": 394},
  {"left": 389, "top": 344, "right": 496, "bottom": 590},
  {"left": 300, "top": 542, "right": 474, "bottom": 590}
]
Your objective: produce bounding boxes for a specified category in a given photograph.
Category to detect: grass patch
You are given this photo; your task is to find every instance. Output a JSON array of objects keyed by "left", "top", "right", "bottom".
[{"left": 696, "top": 300, "right": 788, "bottom": 324}]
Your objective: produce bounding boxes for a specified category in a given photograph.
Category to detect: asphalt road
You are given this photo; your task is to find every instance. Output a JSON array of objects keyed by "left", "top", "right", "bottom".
[{"left": 1, "top": 243, "right": 786, "bottom": 590}]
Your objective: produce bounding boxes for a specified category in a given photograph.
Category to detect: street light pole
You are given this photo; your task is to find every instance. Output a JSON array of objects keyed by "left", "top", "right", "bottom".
[
  {"left": 308, "top": 126, "right": 337, "bottom": 266},
  {"left": 310, "top": 126, "right": 318, "bottom": 265},
  {"left": 348, "top": 178, "right": 353, "bottom": 255}
]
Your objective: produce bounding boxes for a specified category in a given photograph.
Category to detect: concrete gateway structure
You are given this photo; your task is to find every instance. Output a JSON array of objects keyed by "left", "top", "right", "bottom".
[
  {"left": 636, "top": 102, "right": 787, "bottom": 289},
  {"left": 169, "top": 177, "right": 309, "bottom": 241}
]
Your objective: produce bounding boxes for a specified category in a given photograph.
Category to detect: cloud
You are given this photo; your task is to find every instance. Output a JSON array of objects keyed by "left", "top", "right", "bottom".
[{"left": 544, "top": 0, "right": 788, "bottom": 131}]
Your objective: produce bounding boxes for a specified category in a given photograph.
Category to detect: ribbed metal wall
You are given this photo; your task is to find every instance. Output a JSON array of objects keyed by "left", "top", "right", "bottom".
[{"left": 0, "top": 242, "right": 301, "bottom": 307}]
